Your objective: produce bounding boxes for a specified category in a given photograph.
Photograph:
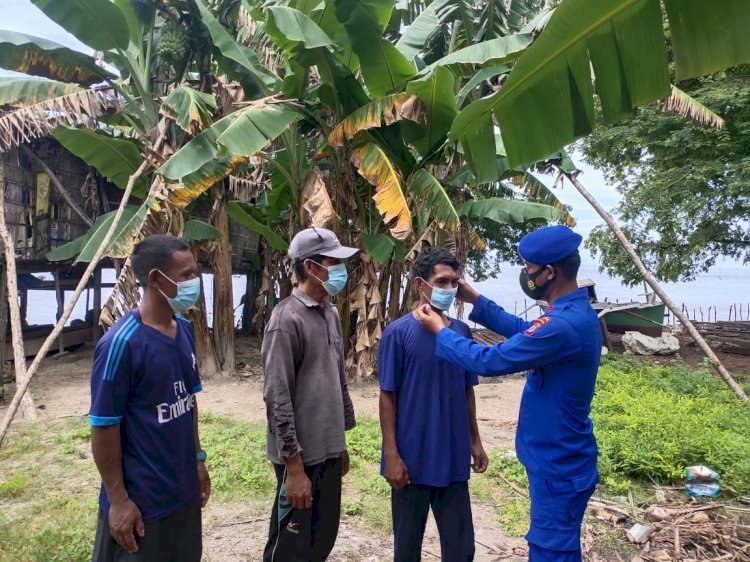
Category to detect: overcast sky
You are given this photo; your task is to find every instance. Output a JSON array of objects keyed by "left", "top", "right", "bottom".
[{"left": 2, "top": 0, "right": 622, "bottom": 238}]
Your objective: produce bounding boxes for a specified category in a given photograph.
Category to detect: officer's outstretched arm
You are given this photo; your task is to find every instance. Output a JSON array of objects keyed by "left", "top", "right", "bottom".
[
  {"left": 468, "top": 295, "right": 535, "bottom": 337},
  {"left": 435, "top": 317, "right": 580, "bottom": 376}
]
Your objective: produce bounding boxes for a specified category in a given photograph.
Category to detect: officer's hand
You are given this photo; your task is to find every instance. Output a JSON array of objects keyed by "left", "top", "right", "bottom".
[
  {"left": 108, "top": 497, "right": 144, "bottom": 553},
  {"left": 384, "top": 453, "right": 410, "bottom": 490},
  {"left": 414, "top": 304, "right": 445, "bottom": 335},
  {"left": 457, "top": 280, "right": 480, "bottom": 305},
  {"left": 285, "top": 468, "right": 313, "bottom": 510},
  {"left": 471, "top": 441, "right": 489, "bottom": 474}
]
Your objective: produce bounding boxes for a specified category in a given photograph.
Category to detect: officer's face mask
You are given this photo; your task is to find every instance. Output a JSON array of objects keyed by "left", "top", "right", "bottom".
[
  {"left": 419, "top": 278, "right": 457, "bottom": 311},
  {"left": 311, "top": 261, "right": 348, "bottom": 296},
  {"left": 519, "top": 266, "right": 551, "bottom": 300},
  {"left": 157, "top": 271, "right": 201, "bottom": 311}
]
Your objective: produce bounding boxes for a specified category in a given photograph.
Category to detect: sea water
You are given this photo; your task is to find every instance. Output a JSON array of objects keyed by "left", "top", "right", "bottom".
[{"left": 19, "top": 258, "right": 749, "bottom": 328}]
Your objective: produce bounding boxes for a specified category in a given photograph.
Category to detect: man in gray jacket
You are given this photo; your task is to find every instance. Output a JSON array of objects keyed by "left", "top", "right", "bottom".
[{"left": 262, "top": 227, "right": 358, "bottom": 562}]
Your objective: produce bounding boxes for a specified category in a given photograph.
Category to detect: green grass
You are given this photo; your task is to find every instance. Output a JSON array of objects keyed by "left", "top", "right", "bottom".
[{"left": 0, "top": 417, "right": 99, "bottom": 562}]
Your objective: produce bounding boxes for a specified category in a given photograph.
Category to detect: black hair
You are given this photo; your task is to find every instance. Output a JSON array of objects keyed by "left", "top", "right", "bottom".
[
  {"left": 131, "top": 234, "right": 190, "bottom": 287},
  {"left": 552, "top": 250, "right": 581, "bottom": 281},
  {"left": 411, "top": 247, "right": 460, "bottom": 281},
  {"left": 293, "top": 254, "right": 325, "bottom": 282}
]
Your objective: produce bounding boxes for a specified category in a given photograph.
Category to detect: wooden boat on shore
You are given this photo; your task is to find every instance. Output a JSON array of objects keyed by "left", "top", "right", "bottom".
[{"left": 538, "top": 279, "right": 667, "bottom": 337}]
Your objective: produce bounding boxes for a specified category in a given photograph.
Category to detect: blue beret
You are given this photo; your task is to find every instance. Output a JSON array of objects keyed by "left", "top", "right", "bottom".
[{"left": 518, "top": 225, "right": 582, "bottom": 265}]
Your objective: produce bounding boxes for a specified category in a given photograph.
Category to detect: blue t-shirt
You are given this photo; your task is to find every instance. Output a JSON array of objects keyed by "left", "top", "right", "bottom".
[
  {"left": 89, "top": 309, "right": 202, "bottom": 522},
  {"left": 378, "top": 313, "right": 478, "bottom": 487}
]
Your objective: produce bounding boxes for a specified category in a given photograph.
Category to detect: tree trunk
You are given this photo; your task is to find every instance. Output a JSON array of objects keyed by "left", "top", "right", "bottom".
[
  {"left": 564, "top": 170, "right": 749, "bottom": 408},
  {"left": 209, "top": 188, "right": 235, "bottom": 373},
  {"left": 0, "top": 170, "right": 38, "bottom": 420}
]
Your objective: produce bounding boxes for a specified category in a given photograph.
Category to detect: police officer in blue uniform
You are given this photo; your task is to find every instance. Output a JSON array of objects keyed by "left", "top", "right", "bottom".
[{"left": 414, "top": 225, "right": 602, "bottom": 562}]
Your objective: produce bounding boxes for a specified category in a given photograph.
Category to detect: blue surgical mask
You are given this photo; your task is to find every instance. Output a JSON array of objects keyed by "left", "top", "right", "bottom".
[
  {"left": 420, "top": 278, "right": 457, "bottom": 311},
  {"left": 312, "top": 262, "right": 348, "bottom": 296},
  {"left": 158, "top": 272, "right": 201, "bottom": 311}
]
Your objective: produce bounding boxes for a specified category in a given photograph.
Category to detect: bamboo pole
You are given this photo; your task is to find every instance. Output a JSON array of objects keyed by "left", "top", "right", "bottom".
[
  {"left": 0, "top": 177, "right": 39, "bottom": 420},
  {"left": 19, "top": 145, "right": 94, "bottom": 227},
  {"left": 0, "top": 157, "right": 151, "bottom": 447},
  {"left": 564, "top": 170, "right": 749, "bottom": 408}
]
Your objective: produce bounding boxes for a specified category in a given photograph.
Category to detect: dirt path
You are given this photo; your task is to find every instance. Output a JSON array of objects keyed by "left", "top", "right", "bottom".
[{"left": 0, "top": 340, "right": 528, "bottom": 561}]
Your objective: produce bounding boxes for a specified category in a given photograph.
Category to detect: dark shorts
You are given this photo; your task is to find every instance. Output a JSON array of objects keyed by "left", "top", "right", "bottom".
[{"left": 92, "top": 495, "right": 202, "bottom": 562}]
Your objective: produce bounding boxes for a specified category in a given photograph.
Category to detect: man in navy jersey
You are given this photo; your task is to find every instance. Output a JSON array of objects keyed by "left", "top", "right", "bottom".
[
  {"left": 379, "top": 247, "right": 488, "bottom": 561},
  {"left": 90, "top": 234, "right": 210, "bottom": 562}
]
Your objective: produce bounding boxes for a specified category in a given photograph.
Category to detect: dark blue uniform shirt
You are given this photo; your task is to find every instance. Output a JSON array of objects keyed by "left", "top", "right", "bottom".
[{"left": 435, "top": 288, "right": 601, "bottom": 481}]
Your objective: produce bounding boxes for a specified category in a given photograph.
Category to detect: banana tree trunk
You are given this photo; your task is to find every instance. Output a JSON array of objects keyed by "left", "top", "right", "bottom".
[
  {"left": 209, "top": 188, "right": 235, "bottom": 373},
  {"left": 187, "top": 251, "right": 219, "bottom": 376},
  {"left": 564, "top": 170, "right": 749, "bottom": 408}
]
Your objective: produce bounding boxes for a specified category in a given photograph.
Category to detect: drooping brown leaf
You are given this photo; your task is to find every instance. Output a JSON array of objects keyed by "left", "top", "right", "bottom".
[
  {"left": 350, "top": 142, "right": 413, "bottom": 240},
  {"left": 301, "top": 168, "right": 337, "bottom": 228}
]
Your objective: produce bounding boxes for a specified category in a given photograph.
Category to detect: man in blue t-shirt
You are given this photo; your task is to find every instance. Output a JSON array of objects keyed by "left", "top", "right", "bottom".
[
  {"left": 378, "top": 247, "right": 488, "bottom": 562},
  {"left": 89, "top": 234, "right": 210, "bottom": 562}
]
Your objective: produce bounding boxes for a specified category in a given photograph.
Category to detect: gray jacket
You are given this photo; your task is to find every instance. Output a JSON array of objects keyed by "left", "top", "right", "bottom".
[{"left": 262, "top": 288, "right": 356, "bottom": 466}]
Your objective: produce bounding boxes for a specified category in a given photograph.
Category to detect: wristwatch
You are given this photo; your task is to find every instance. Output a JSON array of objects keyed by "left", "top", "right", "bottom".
[{"left": 197, "top": 450, "right": 207, "bottom": 462}]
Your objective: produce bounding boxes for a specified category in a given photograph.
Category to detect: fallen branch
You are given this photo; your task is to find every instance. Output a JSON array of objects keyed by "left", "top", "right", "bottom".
[
  {"left": 0, "top": 143, "right": 157, "bottom": 447},
  {"left": 496, "top": 469, "right": 529, "bottom": 500}
]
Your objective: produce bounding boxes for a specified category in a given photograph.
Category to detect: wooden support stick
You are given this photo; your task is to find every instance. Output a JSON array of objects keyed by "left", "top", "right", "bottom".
[{"left": 0, "top": 173, "right": 38, "bottom": 420}]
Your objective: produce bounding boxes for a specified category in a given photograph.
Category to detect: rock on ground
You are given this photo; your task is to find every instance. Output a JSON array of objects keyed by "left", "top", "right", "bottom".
[{"left": 622, "top": 331, "right": 680, "bottom": 356}]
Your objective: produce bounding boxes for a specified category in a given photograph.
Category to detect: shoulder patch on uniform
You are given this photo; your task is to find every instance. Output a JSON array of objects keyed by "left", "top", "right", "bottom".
[{"left": 524, "top": 316, "right": 551, "bottom": 336}]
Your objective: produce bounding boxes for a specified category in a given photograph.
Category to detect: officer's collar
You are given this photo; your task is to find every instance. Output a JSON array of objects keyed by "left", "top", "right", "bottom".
[{"left": 549, "top": 287, "right": 589, "bottom": 307}]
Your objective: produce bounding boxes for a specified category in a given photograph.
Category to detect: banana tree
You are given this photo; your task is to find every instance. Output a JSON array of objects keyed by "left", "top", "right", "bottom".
[
  {"left": 149, "top": 0, "right": 573, "bottom": 378},
  {"left": 0, "top": 0, "right": 296, "bottom": 374}
]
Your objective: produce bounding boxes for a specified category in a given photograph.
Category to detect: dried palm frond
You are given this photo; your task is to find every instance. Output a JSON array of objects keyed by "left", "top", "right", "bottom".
[
  {"left": 657, "top": 84, "right": 725, "bottom": 128},
  {"left": 228, "top": 169, "right": 267, "bottom": 201},
  {"left": 0, "top": 89, "right": 113, "bottom": 151},
  {"left": 301, "top": 168, "right": 338, "bottom": 228}
]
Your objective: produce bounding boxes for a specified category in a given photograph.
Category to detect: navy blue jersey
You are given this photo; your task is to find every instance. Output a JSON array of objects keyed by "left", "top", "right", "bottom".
[
  {"left": 89, "top": 309, "right": 202, "bottom": 522},
  {"left": 378, "top": 313, "right": 478, "bottom": 487},
  {"left": 435, "top": 289, "right": 601, "bottom": 480}
]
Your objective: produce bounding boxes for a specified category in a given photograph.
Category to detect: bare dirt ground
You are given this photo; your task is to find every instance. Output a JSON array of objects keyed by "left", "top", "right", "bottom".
[{"left": 0, "top": 337, "right": 529, "bottom": 561}]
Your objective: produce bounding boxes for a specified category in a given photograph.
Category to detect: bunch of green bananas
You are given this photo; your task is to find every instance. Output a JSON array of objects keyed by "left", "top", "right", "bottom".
[{"left": 157, "top": 21, "right": 190, "bottom": 66}]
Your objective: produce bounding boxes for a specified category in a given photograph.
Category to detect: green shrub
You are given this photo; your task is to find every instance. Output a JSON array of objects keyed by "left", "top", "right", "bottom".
[
  {"left": 346, "top": 417, "right": 382, "bottom": 463},
  {"left": 0, "top": 472, "right": 30, "bottom": 497},
  {"left": 593, "top": 356, "right": 750, "bottom": 493}
]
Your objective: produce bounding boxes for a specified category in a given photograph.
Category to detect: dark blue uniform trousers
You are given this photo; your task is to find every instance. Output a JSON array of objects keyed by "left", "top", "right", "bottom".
[
  {"left": 526, "top": 472, "right": 598, "bottom": 562},
  {"left": 392, "top": 481, "right": 475, "bottom": 561}
]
